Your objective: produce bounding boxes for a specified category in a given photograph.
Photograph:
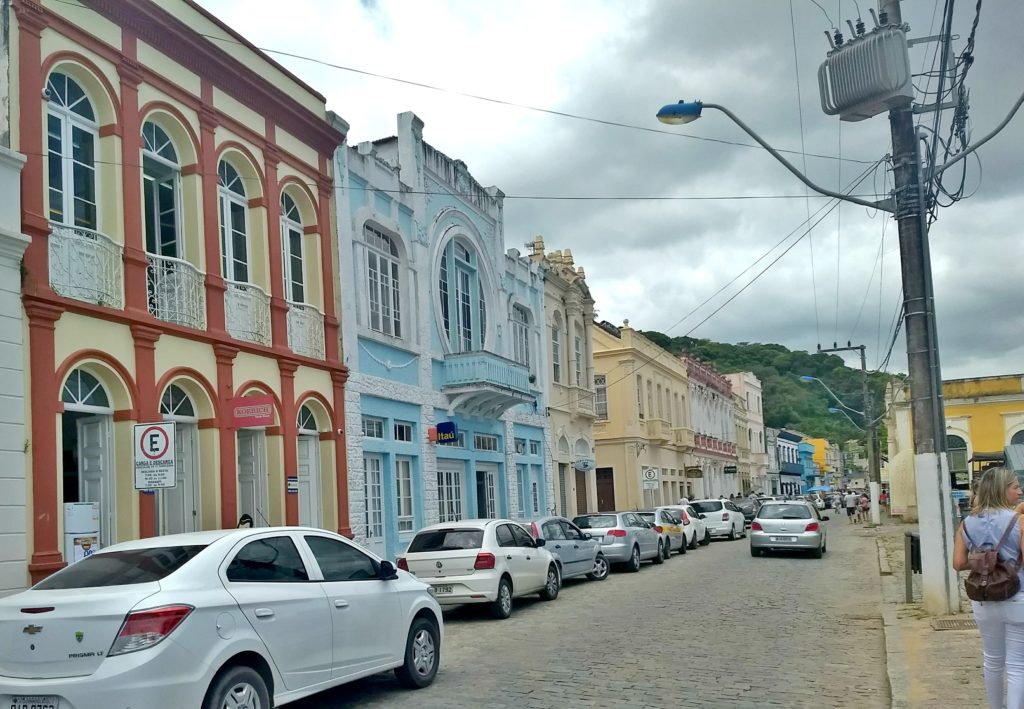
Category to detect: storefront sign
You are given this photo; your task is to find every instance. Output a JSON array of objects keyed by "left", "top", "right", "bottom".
[
  {"left": 685, "top": 466, "right": 703, "bottom": 478},
  {"left": 233, "top": 394, "right": 276, "bottom": 428},
  {"left": 436, "top": 421, "right": 458, "bottom": 445},
  {"left": 723, "top": 465, "right": 738, "bottom": 475},
  {"left": 133, "top": 422, "right": 176, "bottom": 490},
  {"left": 573, "top": 458, "right": 595, "bottom": 472}
]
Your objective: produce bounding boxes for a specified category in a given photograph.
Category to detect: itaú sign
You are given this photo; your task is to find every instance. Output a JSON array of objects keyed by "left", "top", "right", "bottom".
[
  {"left": 573, "top": 458, "right": 595, "bottom": 472},
  {"left": 233, "top": 394, "right": 276, "bottom": 428}
]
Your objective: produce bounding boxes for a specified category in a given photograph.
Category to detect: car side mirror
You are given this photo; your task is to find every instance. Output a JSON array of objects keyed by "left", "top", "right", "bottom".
[
  {"left": 699, "top": 514, "right": 706, "bottom": 519},
  {"left": 821, "top": 516, "right": 830, "bottom": 522},
  {"left": 583, "top": 533, "right": 592, "bottom": 540},
  {"left": 535, "top": 538, "right": 546, "bottom": 547},
  {"left": 378, "top": 560, "right": 399, "bottom": 581}
]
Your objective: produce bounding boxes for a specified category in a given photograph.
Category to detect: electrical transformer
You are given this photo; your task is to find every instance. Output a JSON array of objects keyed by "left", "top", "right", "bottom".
[{"left": 818, "top": 25, "right": 914, "bottom": 122}]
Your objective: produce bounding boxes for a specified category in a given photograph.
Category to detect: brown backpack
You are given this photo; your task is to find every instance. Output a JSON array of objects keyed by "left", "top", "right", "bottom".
[{"left": 963, "top": 514, "right": 1022, "bottom": 602}]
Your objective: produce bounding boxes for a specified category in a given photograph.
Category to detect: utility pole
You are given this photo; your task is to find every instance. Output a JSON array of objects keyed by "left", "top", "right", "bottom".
[
  {"left": 881, "top": 0, "right": 958, "bottom": 614},
  {"left": 817, "top": 342, "right": 882, "bottom": 524}
]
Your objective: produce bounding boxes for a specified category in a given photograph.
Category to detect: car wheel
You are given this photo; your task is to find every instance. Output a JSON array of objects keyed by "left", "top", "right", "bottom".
[
  {"left": 678, "top": 537, "right": 687, "bottom": 555},
  {"left": 728, "top": 526, "right": 736, "bottom": 541},
  {"left": 750, "top": 546, "right": 761, "bottom": 557},
  {"left": 587, "top": 553, "right": 609, "bottom": 581},
  {"left": 490, "top": 577, "right": 514, "bottom": 619},
  {"left": 394, "top": 616, "right": 440, "bottom": 689},
  {"left": 688, "top": 531, "right": 699, "bottom": 550},
  {"left": 627, "top": 545, "right": 641, "bottom": 572},
  {"left": 662, "top": 540, "right": 671, "bottom": 561},
  {"left": 822, "top": 541, "right": 828, "bottom": 554},
  {"left": 701, "top": 530, "right": 711, "bottom": 546},
  {"left": 539, "top": 565, "right": 560, "bottom": 601},
  {"left": 202, "top": 665, "right": 270, "bottom": 709},
  {"left": 811, "top": 545, "right": 823, "bottom": 559},
  {"left": 653, "top": 541, "right": 665, "bottom": 564}
]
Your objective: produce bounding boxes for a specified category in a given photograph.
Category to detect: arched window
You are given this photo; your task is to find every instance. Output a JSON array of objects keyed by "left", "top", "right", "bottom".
[
  {"left": 160, "top": 384, "right": 195, "bottom": 419},
  {"left": 438, "top": 239, "right": 485, "bottom": 352},
  {"left": 281, "top": 194, "right": 305, "bottom": 303},
  {"left": 62, "top": 368, "right": 110, "bottom": 410},
  {"left": 218, "top": 160, "right": 248, "bottom": 282},
  {"left": 511, "top": 304, "right": 530, "bottom": 368},
  {"left": 1013, "top": 431, "right": 1024, "bottom": 447},
  {"left": 364, "top": 224, "right": 401, "bottom": 337},
  {"left": 142, "top": 121, "right": 181, "bottom": 258},
  {"left": 297, "top": 404, "right": 318, "bottom": 433},
  {"left": 46, "top": 71, "right": 98, "bottom": 229},
  {"left": 551, "top": 312, "right": 563, "bottom": 384},
  {"left": 947, "top": 434, "right": 969, "bottom": 482}
]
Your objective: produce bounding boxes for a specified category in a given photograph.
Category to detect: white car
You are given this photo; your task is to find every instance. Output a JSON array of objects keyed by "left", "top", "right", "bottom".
[
  {"left": 690, "top": 499, "right": 747, "bottom": 540},
  {"left": 656, "top": 506, "right": 698, "bottom": 550},
  {"left": 683, "top": 504, "right": 711, "bottom": 546},
  {"left": 0, "top": 528, "right": 443, "bottom": 709},
  {"left": 398, "top": 519, "right": 560, "bottom": 619}
]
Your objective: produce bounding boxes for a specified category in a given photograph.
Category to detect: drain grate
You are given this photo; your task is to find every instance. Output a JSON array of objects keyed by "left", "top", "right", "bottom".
[{"left": 931, "top": 619, "right": 977, "bottom": 631}]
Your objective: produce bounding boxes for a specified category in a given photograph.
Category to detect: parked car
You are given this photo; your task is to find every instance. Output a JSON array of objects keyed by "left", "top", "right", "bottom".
[
  {"left": 398, "top": 519, "right": 559, "bottom": 619},
  {"left": 684, "top": 504, "right": 712, "bottom": 546},
  {"left": 733, "top": 497, "right": 760, "bottom": 525},
  {"left": 522, "top": 516, "right": 610, "bottom": 581},
  {"left": 572, "top": 512, "right": 663, "bottom": 572},
  {"left": 749, "top": 500, "right": 829, "bottom": 558},
  {"left": 638, "top": 509, "right": 686, "bottom": 556},
  {"left": 690, "top": 499, "right": 746, "bottom": 540},
  {"left": 658, "top": 505, "right": 702, "bottom": 549},
  {"left": 0, "top": 528, "right": 443, "bottom": 709}
]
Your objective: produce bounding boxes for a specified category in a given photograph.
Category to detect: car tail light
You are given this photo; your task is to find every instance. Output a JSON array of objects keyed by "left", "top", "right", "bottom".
[
  {"left": 681, "top": 511, "right": 689, "bottom": 524},
  {"left": 397, "top": 557, "right": 409, "bottom": 571},
  {"left": 474, "top": 552, "right": 496, "bottom": 570},
  {"left": 606, "top": 529, "right": 627, "bottom": 537},
  {"left": 751, "top": 521, "right": 763, "bottom": 531},
  {"left": 108, "top": 604, "right": 193, "bottom": 656},
  {"left": 805, "top": 522, "right": 820, "bottom": 532},
  {"left": 531, "top": 522, "right": 540, "bottom": 539},
  {"left": 654, "top": 526, "right": 664, "bottom": 534},
  {"left": 722, "top": 512, "right": 730, "bottom": 520}
]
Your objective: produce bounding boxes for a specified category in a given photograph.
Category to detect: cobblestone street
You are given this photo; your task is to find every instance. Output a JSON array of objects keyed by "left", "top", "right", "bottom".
[{"left": 294, "top": 519, "right": 889, "bottom": 708}]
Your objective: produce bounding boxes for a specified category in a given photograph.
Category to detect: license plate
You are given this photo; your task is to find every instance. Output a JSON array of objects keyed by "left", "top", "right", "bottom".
[
  {"left": 770, "top": 536, "right": 796, "bottom": 542},
  {"left": 434, "top": 584, "right": 453, "bottom": 594},
  {"left": 11, "top": 697, "right": 59, "bottom": 709}
]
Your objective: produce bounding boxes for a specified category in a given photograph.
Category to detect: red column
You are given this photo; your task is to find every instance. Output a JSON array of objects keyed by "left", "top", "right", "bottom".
[
  {"left": 25, "top": 301, "right": 66, "bottom": 583},
  {"left": 279, "top": 359, "right": 298, "bottom": 525},
  {"left": 317, "top": 177, "right": 340, "bottom": 363},
  {"left": 198, "top": 97, "right": 226, "bottom": 334},
  {"left": 331, "top": 369, "right": 351, "bottom": 537},
  {"left": 263, "top": 141, "right": 289, "bottom": 351},
  {"left": 214, "top": 344, "right": 238, "bottom": 527},
  {"left": 131, "top": 324, "right": 162, "bottom": 537},
  {"left": 118, "top": 52, "right": 151, "bottom": 319}
]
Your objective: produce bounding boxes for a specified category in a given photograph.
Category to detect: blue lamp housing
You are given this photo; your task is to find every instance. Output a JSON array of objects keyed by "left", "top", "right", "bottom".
[{"left": 656, "top": 101, "right": 704, "bottom": 125}]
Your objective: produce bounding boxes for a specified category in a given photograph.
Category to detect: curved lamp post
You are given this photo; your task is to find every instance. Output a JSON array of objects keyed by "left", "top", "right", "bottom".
[{"left": 828, "top": 407, "right": 864, "bottom": 431}]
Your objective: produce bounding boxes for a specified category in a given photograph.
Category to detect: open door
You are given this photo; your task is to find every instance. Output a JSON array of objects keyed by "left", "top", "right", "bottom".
[
  {"left": 77, "top": 415, "right": 113, "bottom": 547},
  {"left": 297, "top": 434, "right": 322, "bottom": 528}
]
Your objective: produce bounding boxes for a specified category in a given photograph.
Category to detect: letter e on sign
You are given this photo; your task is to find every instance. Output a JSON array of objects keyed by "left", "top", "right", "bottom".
[{"left": 134, "top": 422, "right": 177, "bottom": 490}]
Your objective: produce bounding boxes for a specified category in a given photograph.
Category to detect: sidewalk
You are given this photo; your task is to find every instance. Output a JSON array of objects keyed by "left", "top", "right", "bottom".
[{"left": 872, "top": 514, "right": 983, "bottom": 708}]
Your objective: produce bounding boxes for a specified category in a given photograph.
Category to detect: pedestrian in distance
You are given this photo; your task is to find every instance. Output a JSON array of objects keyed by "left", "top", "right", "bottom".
[
  {"left": 858, "top": 493, "right": 871, "bottom": 524},
  {"left": 678, "top": 496, "right": 689, "bottom": 506},
  {"left": 952, "top": 466, "right": 1024, "bottom": 709},
  {"left": 833, "top": 494, "right": 843, "bottom": 514},
  {"left": 844, "top": 489, "right": 859, "bottom": 524}
]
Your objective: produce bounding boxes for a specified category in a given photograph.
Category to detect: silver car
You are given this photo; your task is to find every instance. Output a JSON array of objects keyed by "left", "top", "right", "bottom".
[
  {"left": 749, "top": 500, "right": 829, "bottom": 558},
  {"left": 572, "top": 512, "right": 663, "bottom": 572},
  {"left": 522, "top": 516, "right": 610, "bottom": 582}
]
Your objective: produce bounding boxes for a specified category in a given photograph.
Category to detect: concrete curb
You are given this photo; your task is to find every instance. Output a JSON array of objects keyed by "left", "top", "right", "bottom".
[{"left": 878, "top": 537, "right": 909, "bottom": 709}]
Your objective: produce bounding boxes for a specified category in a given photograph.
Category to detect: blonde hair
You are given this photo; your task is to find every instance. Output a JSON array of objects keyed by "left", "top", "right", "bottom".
[{"left": 970, "top": 467, "right": 1019, "bottom": 515}]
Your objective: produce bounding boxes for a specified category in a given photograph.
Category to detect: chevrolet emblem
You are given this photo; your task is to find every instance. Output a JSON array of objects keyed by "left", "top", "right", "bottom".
[{"left": 22, "top": 624, "right": 42, "bottom": 635}]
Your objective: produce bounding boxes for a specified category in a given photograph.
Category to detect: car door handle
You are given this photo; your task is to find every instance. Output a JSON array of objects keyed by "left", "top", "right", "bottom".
[
  {"left": 506, "top": 555, "right": 513, "bottom": 560},
  {"left": 526, "top": 556, "right": 532, "bottom": 560},
  {"left": 554, "top": 544, "right": 561, "bottom": 549},
  {"left": 573, "top": 545, "right": 580, "bottom": 549},
  {"left": 334, "top": 600, "right": 350, "bottom": 609},
  {"left": 254, "top": 608, "right": 274, "bottom": 619}
]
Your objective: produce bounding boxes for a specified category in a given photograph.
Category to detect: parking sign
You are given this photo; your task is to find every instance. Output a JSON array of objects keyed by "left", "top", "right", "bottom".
[{"left": 133, "top": 422, "right": 176, "bottom": 490}]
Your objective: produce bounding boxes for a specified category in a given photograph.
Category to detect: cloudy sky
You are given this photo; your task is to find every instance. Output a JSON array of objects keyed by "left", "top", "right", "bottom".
[{"left": 195, "top": 0, "right": 1023, "bottom": 379}]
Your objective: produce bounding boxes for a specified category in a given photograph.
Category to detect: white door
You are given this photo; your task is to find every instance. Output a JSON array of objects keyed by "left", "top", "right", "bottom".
[
  {"left": 77, "top": 415, "right": 113, "bottom": 547},
  {"left": 363, "top": 455, "right": 386, "bottom": 557},
  {"left": 159, "top": 423, "right": 199, "bottom": 535},
  {"left": 436, "top": 465, "right": 464, "bottom": 523},
  {"left": 297, "top": 434, "right": 321, "bottom": 528},
  {"left": 238, "top": 430, "right": 268, "bottom": 526}
]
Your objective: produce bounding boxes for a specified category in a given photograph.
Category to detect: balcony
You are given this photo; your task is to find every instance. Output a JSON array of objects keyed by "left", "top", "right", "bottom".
[
  {"left": 287, "top": 301, "right": 325, "bottom": 360},
  {"left": 672, "top": 427, "right": 695, "bottom": 447},
  {"left": 224, "top": 280, "right": 271, "bottom": 346},
  {"left": 647, "top": 418, "right": 671, "bottom": 442},
  {"left": 569, "top": 386, "right": 596, "bottom": 417},
  {"left": 146, "top": 254, "right": 206, "bottom": 330},
  {"left": 442, "top": 351, "right": 535, "bottom": 417},
  {"left": 48, "top": 222, "right": 123, "bottom": 308}
]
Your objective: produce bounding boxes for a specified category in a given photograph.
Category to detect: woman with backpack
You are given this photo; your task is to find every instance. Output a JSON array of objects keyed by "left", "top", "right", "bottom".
[{"left": 953, "top": 466, "right": 1024, "bottom": 709}]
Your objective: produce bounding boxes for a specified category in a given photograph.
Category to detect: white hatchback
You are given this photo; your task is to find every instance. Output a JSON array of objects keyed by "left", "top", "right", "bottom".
[
  {"left": 690, "top": 499, "right": 747, "bottom": 540},
  {"left": 398, "top": 519, "right": 560, "bottom": 619},
  {"left": 0, "top": 528, "right": 443, "bottom": 709}
]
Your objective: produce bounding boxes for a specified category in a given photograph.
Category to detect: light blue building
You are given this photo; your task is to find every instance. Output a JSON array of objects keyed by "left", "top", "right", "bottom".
[
  {"left": 798, "top": 441, "right": 817, "bottom": 493},
  {"left": 333, "top": 112, "right": 551, "bottom": 560}
]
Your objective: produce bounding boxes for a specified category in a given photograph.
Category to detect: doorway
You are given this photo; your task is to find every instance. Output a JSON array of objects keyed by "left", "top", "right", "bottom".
[
  {"left": 475, "top": 467, "right": 497, "bottom": 518},
  {"left": 596, "top": 467, "right": 615, "bottom": 512},
  {"left": 158, "top": 384, "right": 200, "bottom": 535},
  {"left": 297, "top": 404, "right": 322, "bottom": 529},
  {"left": 237, "top": 429, "right": 268, "bottom": 526},
  {"left": 575, "top": 469, "right": 588, "bottom": 514},
  {"left": 363, "top": 454, "right": 386, "bottom": 556}
]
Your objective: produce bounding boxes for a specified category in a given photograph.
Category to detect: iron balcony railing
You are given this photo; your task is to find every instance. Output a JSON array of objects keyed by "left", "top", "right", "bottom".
[
  {"left": 287, "top": 301, "right": 325, "bottom": 360},
  {"left": 224, "top": 280, "right": 271, "bottom": 346},
  {"left": 146, "top": 253, "right": 206, "bottom": 330},
  {"left": 48, "top": 221, "right": 123, "bottom": 308}
]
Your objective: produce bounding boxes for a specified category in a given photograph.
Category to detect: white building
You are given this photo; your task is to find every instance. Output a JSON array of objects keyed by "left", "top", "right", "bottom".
[{"left": 726, "top": 372, "right": 769, "bottom": 494}]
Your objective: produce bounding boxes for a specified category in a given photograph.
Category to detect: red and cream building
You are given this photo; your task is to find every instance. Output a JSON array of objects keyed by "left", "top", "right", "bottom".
[{"left": 9, "top": 0, "right": 350, "bottom": 588}]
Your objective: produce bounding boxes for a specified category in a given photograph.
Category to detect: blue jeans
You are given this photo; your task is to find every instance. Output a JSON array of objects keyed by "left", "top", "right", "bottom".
[{"left": 973, "top": 595, "right": 1024, "bottom": 709}]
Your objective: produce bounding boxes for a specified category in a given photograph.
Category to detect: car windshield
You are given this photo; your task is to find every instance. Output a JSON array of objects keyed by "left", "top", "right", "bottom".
[
  {"left": 691, "top": 501, "right": 723, "bottom": 513},
  {"left": 573, "top": 515, "right": 619, "bottom": 529},
  {"left": 638, "top": 513, "right": 655, "bottom": 523},
  {"left": 734, "top": 499, "right": 755, "bottom": 510},
  {"left": 407, "top": 529, "right": 484, "bottom": 552},
  {"left": 33, "top": 545, "right": 208, "bottom": 589},
  {"left": 758, "top": 504, "right": 813, "bottom": 520}
]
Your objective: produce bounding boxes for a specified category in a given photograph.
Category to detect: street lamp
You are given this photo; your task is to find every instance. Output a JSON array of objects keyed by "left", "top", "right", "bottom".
[
  {"left": 798, "top": 375, "right": 864, "bottom": 415},
  {"left": 828, "top": 407, "right": 864, "bottom": 431}
]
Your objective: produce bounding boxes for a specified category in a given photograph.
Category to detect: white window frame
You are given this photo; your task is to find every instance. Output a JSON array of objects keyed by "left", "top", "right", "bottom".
[
  {"left": 438, "top": 239, "right": 485, "bottom": 353},
  {"left": 363, "top": 454, "right": 385, "bottom": 539},
  {"left": 281, "top": 194, "right": 306, "bottom": 304},
  {"left": 474, "top": 433, "right": 499, "bottom": 452},
  {"left": 394, "top": 421, "right": 413, "bottom": 442},
  {"left": 361, "top": 416, "right": 384, "bottom": 439},
  {"left": 529, "top": 440, "right": 540, "bottom": 456},
  {"left": 396, "top": 457, "right": 414, "bottom": 532},
  {"left": 595, "top": 374, "right": 608, "bottom": 419},
  {"left": 437, "top": 469, "right": 464, "bottom": 523},
  {"left": 364, "top": 224, "right": 402, "bottom": 337},
  {"left": 551, "top": 316, "right": 562, "bottom": 384},
  {"left": 438, "top": 431, "right": 466, "bottom": 448},
  {"left": 514, "top": 437, "right": 526, "bottom": 455},
  {"left": 511, "top": 305, "right": 530, "bottom": 369},
  {"left": 46, "top": 71, "right": 99, "bottom": 230},
  {"left": 218, "top": 161, "right": 249, "bottom": 283},
  {"left": 141, "top": 121, "right": 182, "bottom": 259},
  {"left": 637, "top": 375, "right": 644, "bottom": 419}
]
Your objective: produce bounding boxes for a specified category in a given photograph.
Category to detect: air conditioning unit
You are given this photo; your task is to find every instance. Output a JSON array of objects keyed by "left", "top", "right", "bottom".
[{"left": 818, "top": 26, "right": 914, "bottom": 122}]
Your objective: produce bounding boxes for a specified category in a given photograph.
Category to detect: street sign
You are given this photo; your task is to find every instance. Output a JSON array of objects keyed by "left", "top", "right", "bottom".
[
  {"left": 643, "top": 479, "right": 659, "bottom": 490},
  {"left": 133, "top": 422, "right": 176, "bottom": 490},
  {"left": 642, "top": 467, "right": 660, "bottom": 482}
]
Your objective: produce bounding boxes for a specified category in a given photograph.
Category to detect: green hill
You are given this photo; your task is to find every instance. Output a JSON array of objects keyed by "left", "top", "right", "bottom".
[{"left": 639, "top": 331, "right": 898, "bottom": 452}]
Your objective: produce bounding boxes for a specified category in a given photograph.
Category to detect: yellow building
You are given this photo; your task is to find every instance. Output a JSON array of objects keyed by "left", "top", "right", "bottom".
[
  {"left": 591, "top": 321, "right": 695, "bottom": 510},
  {"left": 885, "top": 374, "right": 1024, "bottom": 518},
  {"left": 12, "top": 0, "right": 349, "bottom": 587}
]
